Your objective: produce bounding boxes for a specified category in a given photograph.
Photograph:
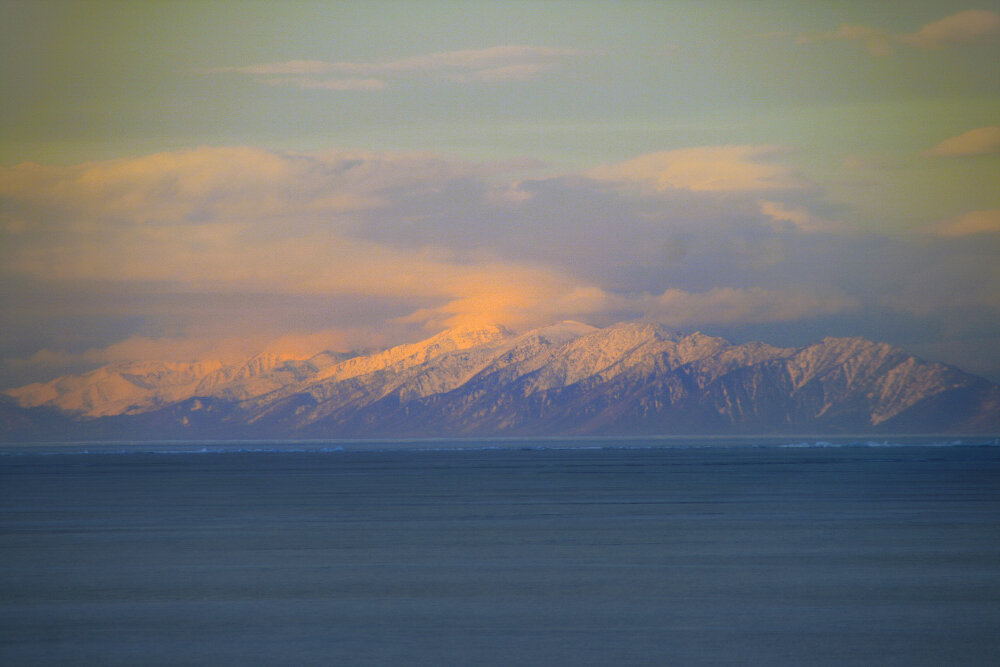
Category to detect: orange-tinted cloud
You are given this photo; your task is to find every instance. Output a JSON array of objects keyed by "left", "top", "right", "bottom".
[
  {"left": 923, "top": 126, "right": 1000, "bottom": 157},
  {"left": 4, "top": 145, "right": 993, "bottom": 388},
  {"left": 0, "top": 148, "right": 616, "bottom": 342},
  {"left": 260, "top": 77, "right": 387, "bottom": 91},
  {"left": 931, "top": 208, "right": 1000, "bottom": 237},
  {"left": 586, "top": 146, "right": 809, "bottom": 193},
  {"left": 792, "top": 10, "right": 1000, "bottom": 56},
  {"left": 899, "top": 10, "right": 1000, "bottom": 49},
  {"left": 797, "top": 23, "right": 892, "bottom": 57}
]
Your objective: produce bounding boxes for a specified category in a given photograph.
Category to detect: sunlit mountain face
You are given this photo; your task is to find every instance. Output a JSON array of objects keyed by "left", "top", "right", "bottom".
[
  {"left": 4, "top": 321, "right": 997, "bottom": 440},
  {"left": 1, "top": 2, "right": 998, "bottom": 431}
]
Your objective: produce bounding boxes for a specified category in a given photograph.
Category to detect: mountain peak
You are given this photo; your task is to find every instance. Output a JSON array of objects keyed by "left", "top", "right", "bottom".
[
  {"left": 427, "top": 322, "right": 513, "bottom": 347},
  {"left": 4, "top": 320, "right": 997, "bottom": 437},
  {"left": 589, "top": 320, "right": 680, "bottom": 346},
  {"left": 520, "top": 321, "right": 598, "bottom": 343}
]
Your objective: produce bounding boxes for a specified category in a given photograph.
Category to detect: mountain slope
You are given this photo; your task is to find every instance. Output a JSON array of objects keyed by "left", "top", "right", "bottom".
[
  {"left": 5, "top": 360, "right": 226, "bottom": 417},
  {"left": 3, "top": 321, "right": 998, "bottom": 440}
]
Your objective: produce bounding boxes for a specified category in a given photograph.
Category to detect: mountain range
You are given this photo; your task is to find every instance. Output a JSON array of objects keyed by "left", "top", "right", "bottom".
[{"left": 3, "top": 321, "right": 998, "bottom": 441}]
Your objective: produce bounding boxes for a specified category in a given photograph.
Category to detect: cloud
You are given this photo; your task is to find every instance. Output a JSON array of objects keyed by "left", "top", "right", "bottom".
[
  {"left": 7, "top": 325, "right": 395, "bottom": 374},
  {"left": 414, "top": 284, "right": 861, "bottom": 332},
  {"left": 586, "top": 146, "right": 809, "bottom": 193},
  {"left": 210, "top": 45, "right": 586, "bottom": 89},
  {"left": 643, "top": 287, "right": 858, "bottom": 326},
  {"left": 0, "top": 148, "right": 618, "bottom": 354},
  {"left": 213, "top": 46, "right": 584, "bottom": 75},
  {"left": 3, "top": 146, "right": 998, "bottom": 386},
  {"left": 792, "top": 10, "right": 1000, "bottom": 56},
  {"left": 9, "top": 336, "right": 265, "bottom": 370},
  {"left": 444, "top": 63, "right": 550, "bottom": 83},
  {"left": 797, "top": 23, "right": 892, "bottom": 57},
  {"left": 259, "top": 76, "right": 387, "bottom": 91},
  {"left": 899, "top": 10, "right": 1000, "bottom": 49},
  {"left": 0, "top": 146, "right": 467, "bottom": 228},
  {"left": 931, "top": 208, "right": 1000, "bottom": 237},
  {"left": 923, "top": 126, "right": 1000, "bottom": 157},
  {"left": 758, "top": 200, "right": 845, "bottom": 234}
]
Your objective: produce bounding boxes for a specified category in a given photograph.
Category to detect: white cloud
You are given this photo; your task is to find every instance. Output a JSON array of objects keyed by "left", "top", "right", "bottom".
[
  {"left": 444, "top": 63, "right": 550, "bottom": 83},
  {"left": 923, "top": 126, "right": 1000, "bottom": 157},
  {"left": 210, "top": 45, "right": 587, "bottom": 89},
  {"left": 758, "top": 200, "right": 845, "bottom": 234}
]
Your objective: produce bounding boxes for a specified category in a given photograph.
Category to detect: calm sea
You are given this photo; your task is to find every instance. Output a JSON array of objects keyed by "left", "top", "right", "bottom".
[{"left": 2, "top": 437, "right": 999, "bottom": 666}]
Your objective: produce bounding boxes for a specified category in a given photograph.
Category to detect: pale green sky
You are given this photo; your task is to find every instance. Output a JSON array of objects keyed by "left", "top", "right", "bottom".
[{"left": 3, "top": 1, "right": 998, "bottom": 228}]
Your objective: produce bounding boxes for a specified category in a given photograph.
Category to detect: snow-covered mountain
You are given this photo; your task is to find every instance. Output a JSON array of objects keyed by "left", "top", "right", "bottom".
[
  {"left": 6, "top": 360, "right": 227, "bottom": 417},
  {"left": 3, "top": 321, "right": 998, "bottom": 440}
]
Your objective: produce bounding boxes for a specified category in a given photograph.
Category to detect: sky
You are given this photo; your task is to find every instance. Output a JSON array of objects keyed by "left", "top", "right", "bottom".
[{"left": 1, "top": 0, "right": 999, "bottom": 388}]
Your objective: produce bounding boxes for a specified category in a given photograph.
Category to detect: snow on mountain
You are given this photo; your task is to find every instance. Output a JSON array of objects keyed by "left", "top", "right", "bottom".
[
  {"left": 3, "top": 320, "right": 998, "bottom": 438},
  {"left": 310, "top": 323, "right": 512, "bottom": 385},
  {"left": 516, "top": 321, "right": 676, "bottom": 390},
  {"left": 5, "top": 360, "right": 225, "bottom": 417},
  {"left": 193, "top": 351, "right": 318, "bottom": 402},
  {"left": 779, "top": 337, "right": 974, "bottom": 426}
]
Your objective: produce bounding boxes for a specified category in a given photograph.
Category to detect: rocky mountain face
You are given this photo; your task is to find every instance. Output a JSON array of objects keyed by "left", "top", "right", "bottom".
[{"left": 3, "top": 321, "right": 998, "bottom": 441}]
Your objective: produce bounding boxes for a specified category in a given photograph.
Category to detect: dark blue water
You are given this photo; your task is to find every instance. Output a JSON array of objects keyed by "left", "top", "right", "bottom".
[{"left": 2, "top": 439, "right": 999, "bottom": 665}]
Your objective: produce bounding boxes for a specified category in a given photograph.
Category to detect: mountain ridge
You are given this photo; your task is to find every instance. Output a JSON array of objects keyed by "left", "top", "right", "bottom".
[{"left": 3, "top": 321, "right": 998, "bottom": 440}]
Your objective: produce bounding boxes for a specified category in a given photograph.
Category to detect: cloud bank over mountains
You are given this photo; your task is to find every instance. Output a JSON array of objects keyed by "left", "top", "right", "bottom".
[{"left": 3, "top": 143, "right": 998, "bottom": 386}]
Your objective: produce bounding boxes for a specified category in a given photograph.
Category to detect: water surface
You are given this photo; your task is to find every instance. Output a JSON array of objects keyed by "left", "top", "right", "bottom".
[{"left": 2, "top": 439, "right": 999, "bottom": 665}]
